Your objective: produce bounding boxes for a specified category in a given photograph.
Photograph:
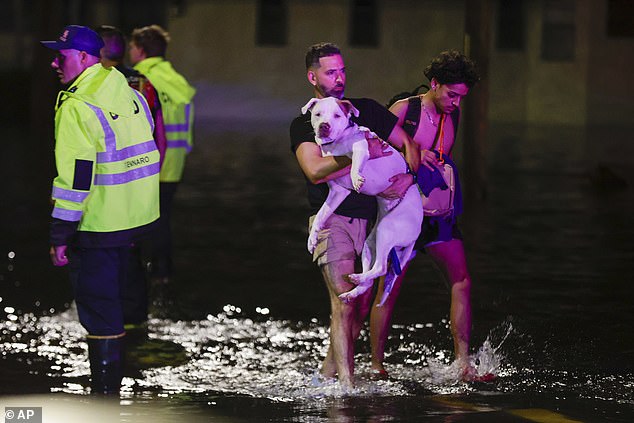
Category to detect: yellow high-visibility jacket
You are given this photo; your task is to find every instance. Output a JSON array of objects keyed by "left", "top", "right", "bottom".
[
  {"left": 134, "top": 57, "right": 195, "bottom": 182},
  {"left": 51, "top": 63, "right": 159, "bottom": 242}
]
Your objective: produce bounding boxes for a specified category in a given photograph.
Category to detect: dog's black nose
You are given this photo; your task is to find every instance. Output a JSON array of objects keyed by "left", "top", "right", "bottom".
[{"left": 318, "top": 122, "right": 331, "bottom": 137}]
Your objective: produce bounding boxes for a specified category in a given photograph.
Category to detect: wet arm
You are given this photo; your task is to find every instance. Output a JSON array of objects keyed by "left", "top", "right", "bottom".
[
  {"left": 386, "top": 124, "right": 420, "bottom": 172},
  {"left": 377, "top": 101, "right": 420, "bottom": 199}
]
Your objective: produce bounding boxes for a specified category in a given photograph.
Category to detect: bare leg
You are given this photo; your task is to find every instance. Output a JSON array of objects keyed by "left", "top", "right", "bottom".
[
  {"left": 321, "top": 288, "right": 372, "bottom": 379},
  {"left": 319, "top": 259, "right": 373, "bottom": 388},
  {"left": 369, "top": 239, "right": 472, "bottom": 376},
  {"left": 369, "top": 263, "right": 411, "bottom": 372},
  {"left": 426, "top": 239, "right": 472, "bottom": 365}
]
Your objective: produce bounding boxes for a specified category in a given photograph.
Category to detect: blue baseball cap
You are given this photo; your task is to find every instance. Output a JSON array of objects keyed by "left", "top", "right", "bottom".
[{"left": 40, "top": 25, "right": 105, "bottom": 57}]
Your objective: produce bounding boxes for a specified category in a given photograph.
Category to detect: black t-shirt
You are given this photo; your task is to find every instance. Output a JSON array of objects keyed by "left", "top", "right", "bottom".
[{"left": 289, "top": 97, "right": 398, "bottom": 219}]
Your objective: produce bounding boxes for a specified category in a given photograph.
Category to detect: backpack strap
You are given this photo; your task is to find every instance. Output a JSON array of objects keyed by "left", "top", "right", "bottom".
[
  {"left": 430, "top": 107, "right": 461, "bottom": 151},
  {"left": 402, "top": 96, "right": 421, "bottom": 138},
  {"left": 402, "top": 95, "right": 460, "bottom": 148},
  {"left": 450, "top": 108, "right": 460, "bottom": 140}
]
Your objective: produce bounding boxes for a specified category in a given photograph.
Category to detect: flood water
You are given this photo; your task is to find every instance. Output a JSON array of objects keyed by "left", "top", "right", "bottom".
[{"left": 1, "top": 121, "right": 633, "bottom": 422}]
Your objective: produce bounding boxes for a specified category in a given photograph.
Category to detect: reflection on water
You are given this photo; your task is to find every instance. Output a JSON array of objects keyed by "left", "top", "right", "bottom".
[
  {"left": 2, "top": 305, "right": 633, "bottom": 420},
  {"left": 1, "top": 123, "right": 634, "bottom": 421},
  {"left": 0, "top": 304, "right": 504, "bottom": 398}
]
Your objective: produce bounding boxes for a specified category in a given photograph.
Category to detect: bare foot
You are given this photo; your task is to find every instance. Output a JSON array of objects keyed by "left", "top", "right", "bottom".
[
  {"left": 369, "top": 362, "right": 389, "bottom": 380},
  {"left": 320, "top": 357, "right": 337, "bottom": 379},
  {"left": 338, "top": 375, "right": 355, "bottom": 390},
  {"left": 370, "top": 369, "right": 389, "bottom": 380},
  {"left": 460, "top": 362, "right": 477, "bottom": 381},
  {"left": 460, "top": 360, "right": 496, "bottom": 382}
]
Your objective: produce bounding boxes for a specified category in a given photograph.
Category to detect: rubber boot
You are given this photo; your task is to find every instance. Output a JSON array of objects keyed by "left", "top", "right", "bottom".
[{"left": 87, "top": 337, "right": 124, "bottom": 395}]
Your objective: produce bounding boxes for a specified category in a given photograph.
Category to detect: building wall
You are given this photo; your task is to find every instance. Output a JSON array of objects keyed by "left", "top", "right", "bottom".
[
  {"left": 4, "top": 0, "right": 632, "bottom": 126},
  {"left": 482, "top": 0, "right": 633, "bottom": 126},
  {"left": 526, "top": 0, "right": 589, "bottom": 125},
  {"left": 167, "top": 0, "right": 634, "bottom": 126},
  {"left": 489, "top": 0, "right": 589, "bottom": 125},
  {"left": 166, "top": 0, "right": 466, "bottom": 124},
  {"left": 586, "top": 0, "right": 634, "bottom": 125}
]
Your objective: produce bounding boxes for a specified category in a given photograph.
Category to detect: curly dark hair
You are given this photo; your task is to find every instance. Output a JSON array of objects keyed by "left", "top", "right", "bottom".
[
  {"left": 305, "top": 42, "right": 342, "bottom": 70},
  {"left": 424, "top": 50, "right": 480, "bottom": 88}
]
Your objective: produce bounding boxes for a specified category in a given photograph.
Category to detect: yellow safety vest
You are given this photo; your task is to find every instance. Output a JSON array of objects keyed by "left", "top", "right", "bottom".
[
  {"left": 134, "top": 57, "right": 195, "bottom": 182},
  {"left": 51, "top": 63, "right": 160, "bottom": 232}
]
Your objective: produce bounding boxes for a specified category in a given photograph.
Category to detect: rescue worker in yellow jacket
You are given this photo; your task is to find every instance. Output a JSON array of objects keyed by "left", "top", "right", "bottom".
[
  {"left": 41, "top": 25, "right": 160, "bottom": 394},
  {"left": 129, "top": 24, "right": 196, "bottom": 282}
]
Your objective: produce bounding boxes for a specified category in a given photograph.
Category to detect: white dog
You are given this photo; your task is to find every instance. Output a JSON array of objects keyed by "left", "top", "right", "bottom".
[{"left": 302, "top": 97, "right": 424, "bottom": 306}]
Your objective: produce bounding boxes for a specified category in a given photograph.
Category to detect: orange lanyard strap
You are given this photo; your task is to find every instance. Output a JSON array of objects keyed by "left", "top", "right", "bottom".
[{"left": 437, "top": 114, "right": 446, "bottom": 164}]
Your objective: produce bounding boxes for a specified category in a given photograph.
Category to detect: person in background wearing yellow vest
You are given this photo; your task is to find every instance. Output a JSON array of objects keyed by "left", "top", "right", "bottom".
[
  {"left": 129, "top": 24, "right": 196, "bottom": 285},
  {"left": 41, "top": 25, "right": 160, "bottom": 394},
  {"left": 97, "top": 25, "right": 167, "bottom": 167}
]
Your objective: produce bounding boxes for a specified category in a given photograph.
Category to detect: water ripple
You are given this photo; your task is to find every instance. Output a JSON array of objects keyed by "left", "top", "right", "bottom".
[{"left": 1, "top": 304, "right": 633, "bottom": 407}]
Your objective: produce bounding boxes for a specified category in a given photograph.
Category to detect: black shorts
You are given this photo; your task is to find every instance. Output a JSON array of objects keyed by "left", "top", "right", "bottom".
[{"left": 414, "top": 216, "right": 463, "bottom": 251}]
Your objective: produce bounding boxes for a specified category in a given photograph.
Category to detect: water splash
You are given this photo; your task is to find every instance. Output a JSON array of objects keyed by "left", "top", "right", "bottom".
[
  {"left": 471, "top": 322, "right": 513, "bottom": 377},
  {"left": 2, "top": 306, "right": 633, "bottom": 406},
  {"left": 414, "top": 321, "right": 514, "bottom": 392}
]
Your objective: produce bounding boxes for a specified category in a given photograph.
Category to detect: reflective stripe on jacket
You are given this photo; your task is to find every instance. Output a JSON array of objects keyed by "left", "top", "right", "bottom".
[
  {"left": 134, "top": 57, "right": 195, "bottom": 182},
  {"left": 51, "top": 63, "right": 160, "bottom": 233}
]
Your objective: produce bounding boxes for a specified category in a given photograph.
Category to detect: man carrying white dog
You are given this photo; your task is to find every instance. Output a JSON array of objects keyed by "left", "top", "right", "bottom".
[{"left": 289, "top": 43, "right": 419, "bottom": 388}]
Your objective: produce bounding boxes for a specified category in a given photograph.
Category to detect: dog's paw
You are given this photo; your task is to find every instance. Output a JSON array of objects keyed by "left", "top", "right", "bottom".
[
  {"left": 338, "top": 287, "right": 362, "bottom": 303},
  {"left": 351, "top": 174, "right": 365, "bottom": 193},
  {"left": 377, "top": 290, "right": 391, "bottom": 307},
  {"left": 338, "top": 281, "right": 372, "bottom": 303},
  {"left": 347, "top": 273, "right": 362, "bottom": 285},
  {"left": 307, "top": 231, "right": 319, "bottom": 253},
  {"left": 338, "top": 291, "right": 355, "bottom": 303}
]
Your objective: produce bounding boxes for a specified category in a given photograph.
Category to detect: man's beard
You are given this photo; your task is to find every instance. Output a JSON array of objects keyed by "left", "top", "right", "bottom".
[{"left": 319, "top": 83, "right": 345, "bottom": 99}]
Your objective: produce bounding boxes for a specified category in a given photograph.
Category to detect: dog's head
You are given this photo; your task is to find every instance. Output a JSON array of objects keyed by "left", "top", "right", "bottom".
[{"left": 301, "top": 97, "right": 360, "bottom": 145}]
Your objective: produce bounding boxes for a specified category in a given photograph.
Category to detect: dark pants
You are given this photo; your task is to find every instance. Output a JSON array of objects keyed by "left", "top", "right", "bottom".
[
  {"left": 121, "top": 244, "right": 148, "bottom": 326},
  {"left": 150, "top": 182, "right": 179, "bottom": 278},
  {"left": 69, "top": 246, "right": 130, "bottom": 336}
]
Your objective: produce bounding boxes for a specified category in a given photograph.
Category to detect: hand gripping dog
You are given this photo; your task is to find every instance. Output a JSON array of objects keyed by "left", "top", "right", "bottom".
[{"left": 302, "top": 97, "right": 424, "bottom": 306}]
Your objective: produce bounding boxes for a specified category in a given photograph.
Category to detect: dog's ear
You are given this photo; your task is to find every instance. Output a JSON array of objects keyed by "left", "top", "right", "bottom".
[
  {"left": 301, "top": 98, "right": 320, "bottom": 115},
  {"left": 338, "top": 99, "right": 360, "bottom": 118}
]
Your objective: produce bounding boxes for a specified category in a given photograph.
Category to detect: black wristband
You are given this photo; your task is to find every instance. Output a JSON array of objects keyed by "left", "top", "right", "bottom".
[{"left": 406, "top": 167, "right": 417, "bottom": 185}]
